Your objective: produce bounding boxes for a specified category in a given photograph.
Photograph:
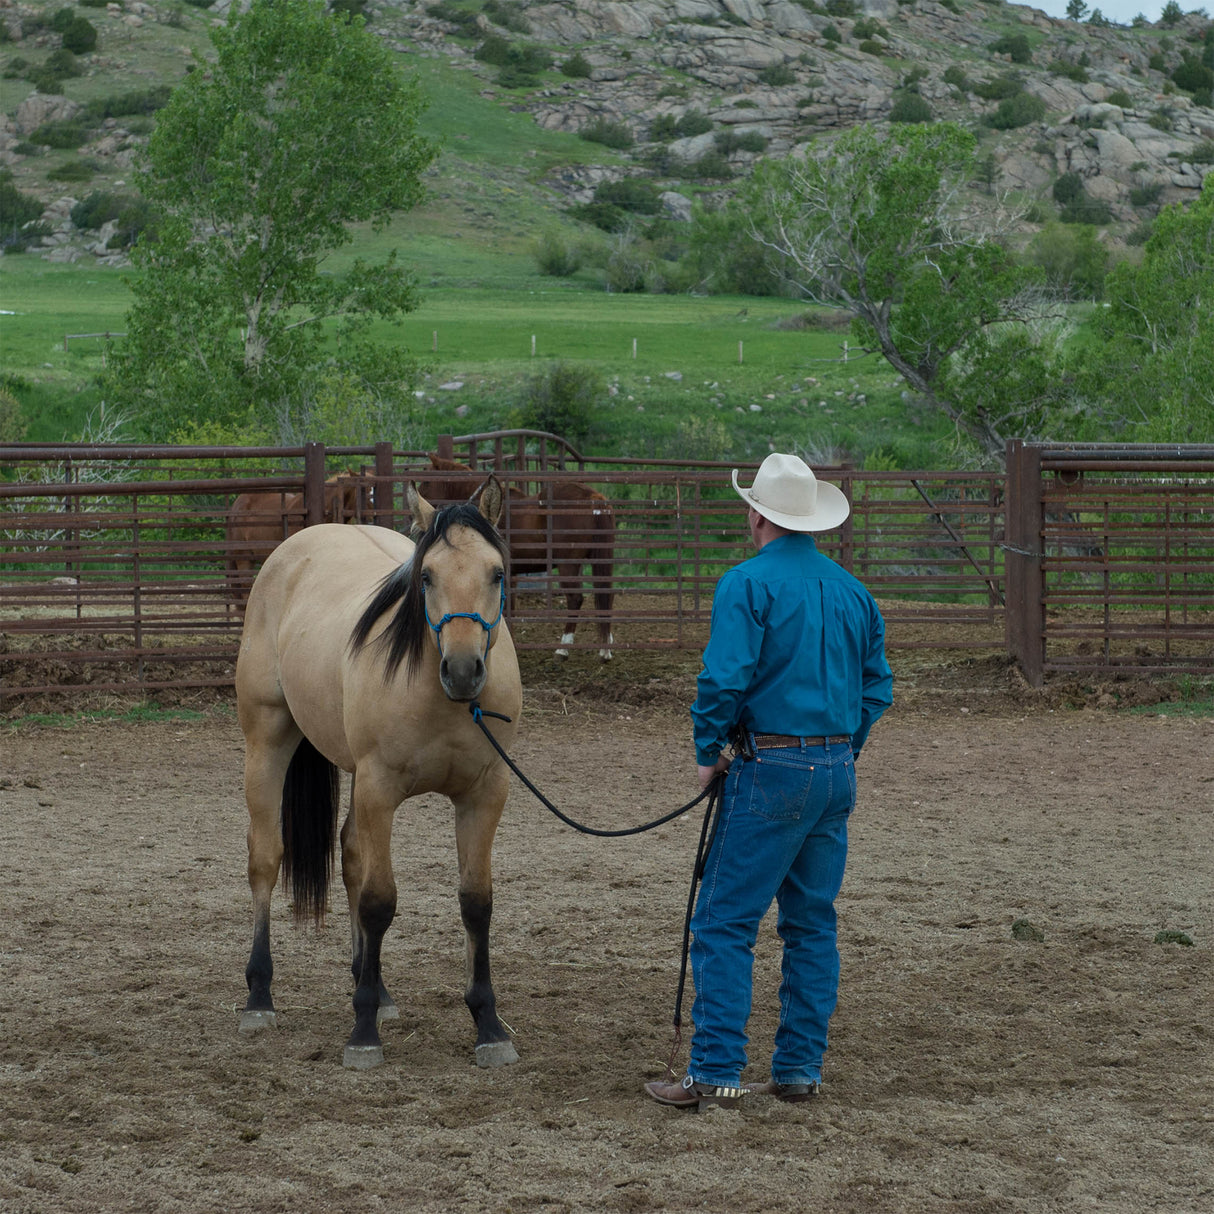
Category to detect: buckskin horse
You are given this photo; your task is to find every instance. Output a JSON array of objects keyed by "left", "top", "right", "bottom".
[
  {"left": 235, "top": 477, "right": 522, "bottom": 1070},
  {"left": 420, "top": 454, "right": 615, "bottom": 660},
  {"left": 225, "top": 473, "right": 359, "bottom": 610}
]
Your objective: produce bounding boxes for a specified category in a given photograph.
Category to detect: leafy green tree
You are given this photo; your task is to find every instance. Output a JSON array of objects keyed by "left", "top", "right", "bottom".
[
  {"left": 733, "top": 124, "right": 1066, "bottom": 458},
  {"left": 1065, "top": 0, "right": 1088, "bottom": 18},
  {"left": 106, "top": 0, "right": 437, "bottom": 442},
  {"left": 1076, "top": 180, "right": 1213, "bottom": 441}
]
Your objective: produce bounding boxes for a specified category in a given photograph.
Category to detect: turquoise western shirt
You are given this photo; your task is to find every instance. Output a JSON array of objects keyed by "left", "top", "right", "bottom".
[{"left": 691, "top": 533, "right": 893, "bottom": 766}]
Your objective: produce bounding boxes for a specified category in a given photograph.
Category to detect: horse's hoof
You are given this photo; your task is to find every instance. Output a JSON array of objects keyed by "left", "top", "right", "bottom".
[
  {"left": 343, "top": 1043, "right": 385, "bottom": 1070},
  {"left": 376, "top": 1000, "right": 399, "bottom": 1024},
  {"left": 475, "top": 1040, "right": 520, "bottom": 1068},
  {"left": 599, "top": 650, "right": 613, "bottom": 662},
  {"left": 238, "top": 1009, "right": 277, "bottom": 1035},
  {"left": 554, "top": 648, "right": 569, "bottom": 660}
]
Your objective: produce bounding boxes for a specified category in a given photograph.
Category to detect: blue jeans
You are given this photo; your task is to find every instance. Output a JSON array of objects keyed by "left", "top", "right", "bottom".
[{"left": 688, "top": 740, "right": 856, "bottom": 1088}]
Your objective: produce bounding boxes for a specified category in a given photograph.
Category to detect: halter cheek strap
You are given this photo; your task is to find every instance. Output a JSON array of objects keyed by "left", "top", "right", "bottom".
[{"left": 424, "top": 582, "right": 506, "bottom": 656}]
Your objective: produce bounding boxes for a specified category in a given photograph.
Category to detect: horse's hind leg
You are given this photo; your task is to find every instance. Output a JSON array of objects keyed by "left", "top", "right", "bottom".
[
  {"left": 553, "top": 564, "right": 584, "bottom": 660},
  {"left": 340, "top": 774, "right": 398, "bottom": 1025},
  {"left": 238, "top": 705, "right": 301, "bottom": 1034},
  {"left": 453, "top": 770, "right": 518, "bottom": 1068}
]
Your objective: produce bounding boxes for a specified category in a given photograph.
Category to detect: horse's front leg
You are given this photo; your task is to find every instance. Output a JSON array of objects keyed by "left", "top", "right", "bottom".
[
  {"left": 453, "top": 769, "right": 518, "bottom": 1068},
  {"left": 342, "top": 771, "right": 398, "bottom": 1070},
  {"left": 340, "top": 775, "right": 398, "bottom": 1026}
]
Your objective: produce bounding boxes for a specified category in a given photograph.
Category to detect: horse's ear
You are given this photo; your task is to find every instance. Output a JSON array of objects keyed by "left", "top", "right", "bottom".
[
  {"left": 476, "top": 475, "right": 503, "bottom": 528},
  {"left": 407, "top": 481, "right": 436, "bottom": 538}
]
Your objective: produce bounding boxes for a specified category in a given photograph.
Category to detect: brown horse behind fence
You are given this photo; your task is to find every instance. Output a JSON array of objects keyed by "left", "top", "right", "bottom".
[
  {"left": 226, "top": 473, "right": 359, "bottom": 609},
  {"left": 419, "top": 454, "right": 615, "bottom": 660}
]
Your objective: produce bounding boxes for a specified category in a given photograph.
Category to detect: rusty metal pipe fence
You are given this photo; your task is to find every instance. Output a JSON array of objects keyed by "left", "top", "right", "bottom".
[{"left": 1, "top": 438, "right": 1210, "bottom": 698}]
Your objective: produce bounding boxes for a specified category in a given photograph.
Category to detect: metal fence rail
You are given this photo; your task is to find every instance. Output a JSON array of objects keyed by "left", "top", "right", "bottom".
[{"left": 2, "top": 438, "right": 1210, "bottom": 698}]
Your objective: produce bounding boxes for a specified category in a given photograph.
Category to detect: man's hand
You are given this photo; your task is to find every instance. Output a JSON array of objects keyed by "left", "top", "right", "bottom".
[{"left": 698, "top": 754, "right": 732, "bottom": 789}]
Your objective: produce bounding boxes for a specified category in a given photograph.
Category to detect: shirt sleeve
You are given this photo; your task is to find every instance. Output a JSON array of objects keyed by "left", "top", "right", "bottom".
[
  {"left": 851, "top": 601, "right": 893, "bottom": 758},
  {"left": 690, "top": 569, "right": 765, "bottom": 766}
]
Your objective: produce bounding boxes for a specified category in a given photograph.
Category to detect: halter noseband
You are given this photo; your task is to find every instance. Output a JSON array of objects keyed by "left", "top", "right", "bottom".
[{"left": 424, "top": 581, "right": 506, "bottom": 656}]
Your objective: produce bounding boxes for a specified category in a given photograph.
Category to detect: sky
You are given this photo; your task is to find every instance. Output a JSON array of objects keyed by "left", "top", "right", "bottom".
[{"left": 1022, "top": 0, "right": 1197, "bottom": 25}]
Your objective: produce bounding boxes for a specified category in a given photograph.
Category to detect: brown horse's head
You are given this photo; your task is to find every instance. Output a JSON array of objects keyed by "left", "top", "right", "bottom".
[{"left": 350, "top": 477, "right": 508, "bottom": 700}]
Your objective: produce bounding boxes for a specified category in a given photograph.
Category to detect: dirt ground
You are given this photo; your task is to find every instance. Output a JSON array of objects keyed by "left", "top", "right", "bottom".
[{"left": 1, "top": 657, "right": 1212, "bottom": 1214}]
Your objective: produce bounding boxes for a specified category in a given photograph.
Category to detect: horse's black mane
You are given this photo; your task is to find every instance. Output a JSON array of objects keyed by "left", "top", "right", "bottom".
[{"left": 348, "top": 503, "right": 508, "bottom": 680}]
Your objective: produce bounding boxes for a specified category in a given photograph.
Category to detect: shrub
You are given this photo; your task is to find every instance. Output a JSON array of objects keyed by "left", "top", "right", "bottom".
[
  {"left": 579, "top": 117, "right": 633, "bottom": 149},
  {"left": 1049, "top": 58, "right": 1089, "bottom": 82},
  {"left": 1129, "top": 181, "right": 1164, "bottom": 207},
  {"left": 988, "top": 34, "right": 1032, "bottom": 63},
  {"left": 821, "top": 25, "right": 841, "bottom": 45},
  {"left": 45, "top": 48, "right": 82, "bottom": 78},
  {"left": 1106, "top": 89, "right": 1133, "bottom": 108},
  {"left": 61, "top": 15, "right": 98, "bottom": 54},
  {"left": 889, "top": 92, "right": 934, "bottom": 123},
  {"left": 684, "top": 151, "right": 734, "bottom": 179},
  {"left": 854, "top": 17, "right": 887, "bottom": 39},
  {"left": 758, "top": 63, "right": 797, "bottom": 86},
  {"left": 988, "top": 92, "right": 1047, "bottom": 129},
  {"left": 1148, "top": 110, "right": 1173, "bottom": 131},
  {"left": 567, "top": 201, "right": 628, "bottom": 232},
  {"left": 515, "top": 363, "right": 603, "bottom": 443},
  {"left": 106, "top": 197, "right": 157, "bottom": 249},
  {"left": 675, "top": 109, "right": 713, "bottom": 137},
  {"left": 475, "top": 34, "right": 512, "bottom": 65},
  {"left": 1190, "top": 139, "right": 1214, "bottom": 164},
  {"left": 29, "top": 121, "right": 89, "bottom": 149},
  {"left": 561, "top": 52, "right": 592, "bottom": 78},
  {"left": 974, "top": 74, "right": 1023, "bottom": 100},
  {"left": 48, "top": 159, "right": 94, "bottom": 182},
  {"left": 943, "top": 64, "right": 969, "bottom": 89},
  {"left": 649, "top": 114, "right": 679, "bottom": 141},
  {"left": 426, "top": 2, "right": 481, "bottom": 35},
  {"left": 531, "top": 229, "right": 582, "bottom": 277},
  {"left": 595, "top": 178, "right": 661, "bottom": 215},
  {"left": 497, "top": 64, "right": 538, "bottom": 89},
  {"left": 71, "top": 189, "right": 128, "bottom": 230},
  {"left": 714, "top": 129, "right": 768, "bottom": 154},
  {"left": 825, "top": 0, "right": 856, "bottom": 14},
  {"left": 859, "top": 39, "right": 884, "bottom": 55},
  {"left": 1060, "top": 195, "right": 1112, "bottom": 224},
  {"left": 1053, "top": 172, "right": 1085, "bottom": 205},
  {"left": 0, "top": 172, "right": 43, "bottom": 229},
  {"left": 483, "top": 0, "right": 531, "bottom": 34},
  {"left": 1172, "top": 56, "right": 1214, "bottom": 94},
  {"left": 85, "top": 85, "right": 172, "bottom": 120}
]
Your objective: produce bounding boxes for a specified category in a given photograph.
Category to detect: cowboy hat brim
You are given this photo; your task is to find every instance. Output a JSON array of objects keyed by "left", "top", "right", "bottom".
[{"left": 731, "top": 468, "right": 851, "bottom": 532}]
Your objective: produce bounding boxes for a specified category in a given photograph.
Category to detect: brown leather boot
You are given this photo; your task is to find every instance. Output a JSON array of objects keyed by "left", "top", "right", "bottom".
[{"left": 644, "top": 1073, "right": 746, "bottom": 1111}]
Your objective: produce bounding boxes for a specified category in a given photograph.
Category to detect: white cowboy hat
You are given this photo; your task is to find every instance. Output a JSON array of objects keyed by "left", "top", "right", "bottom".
[{"left": 731, "top": 453, "right": 851, "bottom": 532}]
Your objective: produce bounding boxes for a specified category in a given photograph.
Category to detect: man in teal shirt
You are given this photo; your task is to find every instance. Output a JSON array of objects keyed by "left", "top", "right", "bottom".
[{"left": 646, "top": 453, "right": 892, "bottom": 1111}]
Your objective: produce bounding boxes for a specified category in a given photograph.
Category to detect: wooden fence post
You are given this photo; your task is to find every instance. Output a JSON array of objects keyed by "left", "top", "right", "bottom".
[
  {"left": 374, "top": 440, "right": 394, "bottom": 530},
  {"left": 304, "top": 441, "right": 327, "bottom": 527},
  {"left": 1004, "top": 439, "right": 1045, "bottom": 686}
]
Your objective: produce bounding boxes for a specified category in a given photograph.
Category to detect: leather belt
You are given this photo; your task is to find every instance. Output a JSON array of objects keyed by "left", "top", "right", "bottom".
[{"left": 751, "top": 733, "right": 851, "bottom": 749}]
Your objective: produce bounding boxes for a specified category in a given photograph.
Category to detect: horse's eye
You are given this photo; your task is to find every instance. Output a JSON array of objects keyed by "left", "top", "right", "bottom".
[
  {"left": 493, "top": 568, "right": 504, "bottom": 584},
  {"left": 420, "top": 569, "right": 432, "bottom": 588}
]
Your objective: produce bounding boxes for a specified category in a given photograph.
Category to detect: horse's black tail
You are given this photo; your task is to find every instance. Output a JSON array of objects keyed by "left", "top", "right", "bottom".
[{"left": 281, "top": 736, "right": 340, "bottom": 926}]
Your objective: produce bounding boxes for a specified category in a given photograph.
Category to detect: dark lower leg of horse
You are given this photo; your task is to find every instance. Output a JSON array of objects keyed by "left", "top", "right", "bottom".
[
  {"left": 341, "top": 799, "right": 397, "bottom": 1025},
  {"left": 240, "top": 912, "right": 276, "bottom": 1034},
  {"left": 554, "top": 588, "right": 585, "bottom": 660},
  {"left": 344, "top": 892, "right": 395, "bottom": 1070},
  {"left": 460, "top": 889, "right": 519, "bottom": 1069}
]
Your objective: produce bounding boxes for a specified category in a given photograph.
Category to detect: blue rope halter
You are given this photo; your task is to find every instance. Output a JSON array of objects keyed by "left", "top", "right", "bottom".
[{"left": 424, "top": 581, "right": 506, "bottom": 657}]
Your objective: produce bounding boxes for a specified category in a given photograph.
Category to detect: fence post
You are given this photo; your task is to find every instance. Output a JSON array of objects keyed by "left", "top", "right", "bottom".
[
  {"left": 837, "top": 462, "right": 854, "bottom": 574},
  {"left": 1004, "top": 439, "right": 1044, "bottom": 686},
  {"left": 437, "top": 434, "right": 454, "bottom": 462},
  {"left": 304, "top": 442, "right": 326, "bottom": 527},
  {"left": 374, "top": 440, "right": 395, "bottom": 530}
]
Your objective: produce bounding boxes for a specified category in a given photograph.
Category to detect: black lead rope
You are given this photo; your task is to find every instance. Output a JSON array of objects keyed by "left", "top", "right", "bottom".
[
  {"left": 468, "top": 700, "right": 720, "bottom": 838},
  {"left": 467, "top": 700, "right": 725, "bottom": 1077}
]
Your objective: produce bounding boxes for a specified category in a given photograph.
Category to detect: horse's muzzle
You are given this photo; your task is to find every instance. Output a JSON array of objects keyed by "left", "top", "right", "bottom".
[{"left": 440, "top": 653, "right": 488, "bottom": 702}]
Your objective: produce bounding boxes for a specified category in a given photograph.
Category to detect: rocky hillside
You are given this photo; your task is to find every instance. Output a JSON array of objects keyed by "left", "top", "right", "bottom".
[
  {"left": 3, "top": 0, "right": 1213, "bottom": 258},
  {"left": 388, "top": 0, "right": 1214, "bottom": 224}
]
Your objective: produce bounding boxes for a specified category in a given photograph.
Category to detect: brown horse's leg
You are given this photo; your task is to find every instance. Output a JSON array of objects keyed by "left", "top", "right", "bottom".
[
  {"left": 340, "top": 775, "right": 398, "bottom": 1025},
  {"left": 452, "top": 770, "right": 518, "bottom": 1068},
  {"left": 553, "top": 562, "right": 585, "bottom": 660},
  {"left": 342, "top": 770, "right": 398, "bottom": 1070},
  {"left": 239, "top": 706, "right": 301, "bottom": 1034}
]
